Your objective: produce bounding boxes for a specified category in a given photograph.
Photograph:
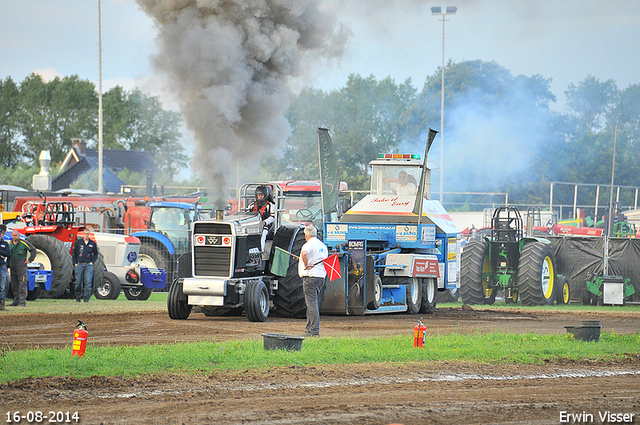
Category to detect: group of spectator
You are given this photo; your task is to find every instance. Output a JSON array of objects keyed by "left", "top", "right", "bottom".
[{"left": 0, "top": 225, "right": 98, "bottom": 310}]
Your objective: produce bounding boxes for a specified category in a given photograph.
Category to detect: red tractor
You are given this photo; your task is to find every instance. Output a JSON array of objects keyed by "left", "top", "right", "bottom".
[{"left": 9, "top": 195, "right": 104, "bottom": 298}]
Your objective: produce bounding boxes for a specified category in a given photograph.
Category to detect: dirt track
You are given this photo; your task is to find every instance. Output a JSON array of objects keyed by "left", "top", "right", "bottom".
[{"left": 1, "top": 306, "right": 639, "bottom": 424}]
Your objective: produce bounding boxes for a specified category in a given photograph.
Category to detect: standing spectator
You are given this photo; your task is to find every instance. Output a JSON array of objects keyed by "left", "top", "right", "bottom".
[
  {"left": 8, "top": 230, "right": 36, "bottom": 307},
  {"left": 0, "top": 224, "right": 10, "bottom": 311},
  {"left": 72, "top": 228, "right": 99, "bottom": 303},
  {"left": 298, "top": 225, "right": 328, "bottom": 337}
]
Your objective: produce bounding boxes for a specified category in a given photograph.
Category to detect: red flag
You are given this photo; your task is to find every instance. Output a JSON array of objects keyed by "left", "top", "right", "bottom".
[{"left": 322, "top": 254, "right": 341, "bottom": 282}]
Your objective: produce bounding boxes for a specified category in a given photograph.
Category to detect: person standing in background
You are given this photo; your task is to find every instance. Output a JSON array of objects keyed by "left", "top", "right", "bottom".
[
  {"left": 8, "top": 230, "right": 36, "bottom": 307},
  {"left": 72, "top": 228, "right": 99, "bottom": 303}
]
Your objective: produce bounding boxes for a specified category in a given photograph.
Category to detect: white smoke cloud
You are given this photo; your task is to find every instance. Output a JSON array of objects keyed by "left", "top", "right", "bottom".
[{"left": 136, "top": 0, "right": 350, "bottom": 205}]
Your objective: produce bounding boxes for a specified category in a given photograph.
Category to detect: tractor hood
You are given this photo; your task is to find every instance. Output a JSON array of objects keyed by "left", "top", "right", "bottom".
[{"left": 340, "top": 195, "right": 459, "bottom": 235}]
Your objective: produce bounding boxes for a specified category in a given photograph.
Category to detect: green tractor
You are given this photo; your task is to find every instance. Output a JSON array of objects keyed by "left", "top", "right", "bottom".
[{"left": 460, "top": 206, "right": 570, "bottom": 306}]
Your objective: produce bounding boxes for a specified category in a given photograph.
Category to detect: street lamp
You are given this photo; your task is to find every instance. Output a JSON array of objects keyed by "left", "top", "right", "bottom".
[{"left": 431, "top": 6, "right": 456, "bottom": 203}]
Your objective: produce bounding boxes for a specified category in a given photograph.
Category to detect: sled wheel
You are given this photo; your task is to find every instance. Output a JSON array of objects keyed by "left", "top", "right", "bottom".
[
  {"left": 419, "top": 278, "right": 438, "bottom": 314},
  {"left": 405, "top": 277, "right": 422, "bottom": 314},
  {"left": 367, "top": 274, "right": 382, "bottom": 310}
]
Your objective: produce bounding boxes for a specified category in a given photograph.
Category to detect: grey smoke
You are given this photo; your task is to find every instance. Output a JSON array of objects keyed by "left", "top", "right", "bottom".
[{"left": 136, "top": 0, "right": 350, "bottom": 205}]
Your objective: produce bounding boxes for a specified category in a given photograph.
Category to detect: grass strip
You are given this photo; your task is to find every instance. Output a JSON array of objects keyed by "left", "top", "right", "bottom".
[{"left": 1, "top": 331, "right": 638, "bottom": 383}]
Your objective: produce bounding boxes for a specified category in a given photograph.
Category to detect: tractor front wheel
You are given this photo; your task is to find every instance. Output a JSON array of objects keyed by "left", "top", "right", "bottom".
[
  {"left": 518, "top": 242, "right": 556, "bottom": 306},
  {"left": 460, "top": 241, "right": 494, "bottom": 305},
  {"left": 556, "top": 275, "right": 570, "bottom": 305},
  {"left": 93, "top": 271, "right": 121, "bottom": 300},
  {"left": 124, "top": 286, "right": 153, "bottom": 301},
  {"left": 245, "top": 279, "right": 269, "bottom": 322},
  {"left": 168, "top": 278, "right": 191, "bottom": 320}
]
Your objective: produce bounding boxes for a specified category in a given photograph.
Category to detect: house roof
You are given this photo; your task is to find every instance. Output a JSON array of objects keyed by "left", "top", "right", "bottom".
[
  {"left": 84, "top": 148, "right": 157, "bottom": 174},
  {"left": 52, "top": 157, "right": 130, "bottom": 194},
  {"left": 54, "top": 145, "right": 157, "bottom": 194}
]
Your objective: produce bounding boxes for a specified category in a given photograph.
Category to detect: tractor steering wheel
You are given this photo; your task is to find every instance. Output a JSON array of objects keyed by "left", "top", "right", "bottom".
[{"left": 295, "top": 208, "right": 314, "bottom": 219}]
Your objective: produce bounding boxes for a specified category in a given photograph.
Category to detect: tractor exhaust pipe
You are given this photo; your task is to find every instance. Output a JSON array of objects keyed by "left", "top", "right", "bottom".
[
  {"left": 526, "top": 213, "right": 534, "bottom": 237},
  {"left": 216, "top": 210, "right": 224, "bottom": 221}
]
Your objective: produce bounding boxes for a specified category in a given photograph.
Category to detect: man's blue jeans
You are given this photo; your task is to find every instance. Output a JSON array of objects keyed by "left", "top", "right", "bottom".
[
  {"left": 0, "top": 264, "right": 6, "bottom": 300},
  {"left": 75, "top": 263, "right": 93, "bottom": 302}
]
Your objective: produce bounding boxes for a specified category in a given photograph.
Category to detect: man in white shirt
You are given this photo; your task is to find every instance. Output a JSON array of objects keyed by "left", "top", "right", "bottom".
[
  {"left": 298, "top": 225, "right": 328, "bottom": 337},
  {"left": 385, "top": 171, "right": 417, "bottom": 195}
]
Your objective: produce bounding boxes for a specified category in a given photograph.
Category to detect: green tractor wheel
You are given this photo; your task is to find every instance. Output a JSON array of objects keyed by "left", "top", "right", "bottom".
[
  {"left": 460, "top": 241, "right": 495, "bottom": 305},
  {"left": 518, "top": 242, "right": 556, "bottom": 306},
  {"left": 555, "top": 275, "right": 570, "bottom": 305}
]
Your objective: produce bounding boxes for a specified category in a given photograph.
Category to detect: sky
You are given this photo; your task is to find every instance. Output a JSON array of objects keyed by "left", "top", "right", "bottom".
[{"left": 1, "top": 0, "right": 640, "bottom": 179}]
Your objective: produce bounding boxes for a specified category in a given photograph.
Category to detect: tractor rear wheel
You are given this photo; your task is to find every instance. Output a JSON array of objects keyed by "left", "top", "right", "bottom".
[
  {"left": 420, "top": 278, "right": 438, "bottom": 314},
  {"left": 273, "top": 230, "right": 307, "bottom": 318},
  {"left": 518, "top": 242, "right": 556, "bottom": 306},
  {"left": 245, "top": 279, "right": 269, "bottom": 322},
  {"left": 168, "top": 278, "right": 191, "bottom": 320},
  {"left": 460, "top": 241, "right": 494, "bottom": 305},
  {"left": 556, "top": 275, "right": 570, "bottom": 305},
  {"left": 405, "top": 277, "right": 422, "bottom": 314},
  {"left": 27, "top": 235, "right": 74, "bottom": 299}
]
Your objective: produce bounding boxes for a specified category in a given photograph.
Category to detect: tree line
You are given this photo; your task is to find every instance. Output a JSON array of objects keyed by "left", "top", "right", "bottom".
[
  {"left": 2, "top": 63, "right": 638, "bottom": 209},
  {"left": 262, "top": 60, "right": 640, "bottom": 209}
]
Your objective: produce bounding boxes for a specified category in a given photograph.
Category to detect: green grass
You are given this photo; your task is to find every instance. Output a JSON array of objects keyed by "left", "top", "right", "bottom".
[
  {"left": 15, "top": 294, "right": 640, "bottom": 315},
  {"left": 8, "top": 292, "right": 169, "bottom": 314},
  {"left": 1, "top": 331, "right": 638, "bottom": 383}
]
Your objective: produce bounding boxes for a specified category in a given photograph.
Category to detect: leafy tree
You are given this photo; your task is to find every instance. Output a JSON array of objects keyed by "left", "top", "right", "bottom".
[
  {"left": 0, "top": 77, "right": 22, "bottom": 167},
  {"left": 565, "top": 76, "right": 618, "bottom": 134},
  {"left": 264, "top": 74, "right": 417, "bottom": 190}
]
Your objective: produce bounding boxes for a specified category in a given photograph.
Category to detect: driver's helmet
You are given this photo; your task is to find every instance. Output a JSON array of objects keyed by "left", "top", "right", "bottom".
[{"left": 254, "top": 185, "right": 273, "bottom": 204}]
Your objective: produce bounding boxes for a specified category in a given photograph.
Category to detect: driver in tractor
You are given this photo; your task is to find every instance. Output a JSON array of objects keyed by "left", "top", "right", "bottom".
[
  {"left": 385, "top": 171, "right": 417, "bottom": 195},
  {"left": 250, "top": 185, "right": 274, "bottom": 251}
]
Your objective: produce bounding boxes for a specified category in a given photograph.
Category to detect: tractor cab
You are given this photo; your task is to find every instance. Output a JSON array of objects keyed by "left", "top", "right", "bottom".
[{"left": 369, "top": 154, "right": 425, "bottom": 197}]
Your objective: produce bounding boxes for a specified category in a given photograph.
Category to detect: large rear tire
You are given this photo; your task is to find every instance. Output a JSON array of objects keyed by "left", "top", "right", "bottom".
[
  {"left": 168, "top": 278, "right": 191, "bottom": 320},
  {"left": 93, "top": 271, "right": 121, "bottom": 300},
  {"left": 460, "top": 241, "right": 494, "bottom": 305},
  {"left": 272, "top": 230, "right": 306, "bottom": 318},
  {"left": 27, "top": 235, "right": 74, "bottom": 298},
  {"left": 518, "top": 242, "right": 556, "bottom": 306},
  {"left": 245, "top": 279, "right": 269, "bottom": 322},
  {"left": 419, "top": 278, "right": 438, "bottom": 314},
  {"left": 405, "top": 277, "right": 422, "bottom": 314}
]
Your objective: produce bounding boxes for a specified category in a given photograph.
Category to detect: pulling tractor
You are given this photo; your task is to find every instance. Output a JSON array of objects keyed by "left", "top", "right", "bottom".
[{"left": 460, "top": 206, "right": 570, "bottom": 306}]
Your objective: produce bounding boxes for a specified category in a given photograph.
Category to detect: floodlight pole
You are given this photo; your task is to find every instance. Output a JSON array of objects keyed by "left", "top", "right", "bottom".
[
  {"left": 431, "top": 6, "right": 456, "bottom": 203},
  {"left": 98, "top": 0, "right": 104, "bottom": 194}
]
